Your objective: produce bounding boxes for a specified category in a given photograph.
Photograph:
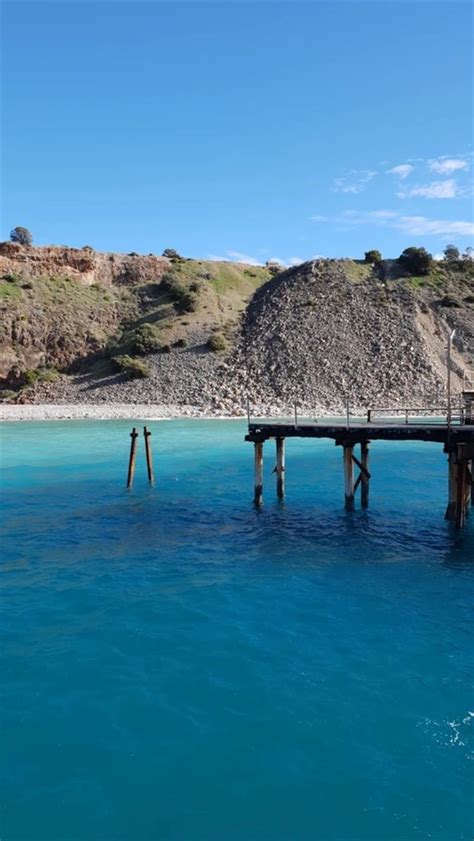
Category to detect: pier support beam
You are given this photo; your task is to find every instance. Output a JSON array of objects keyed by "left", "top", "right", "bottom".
[
  {"left": 445, "top": 445, "right": 472, "bottom": 528},
  {"left": 254, "top": 441, "right": 264, "bottom": 506},
  {"left": 360, "top": 442, "right": 370, "bottom": 509},
  {"left": 276, "top": 437, "right": 285, "bottom": 499},
  {"left": 343, "top": 445, "right": 355, "bottom": 510},
  {"left": 445, "top": 450, "right": 457, "bottom": 522}
]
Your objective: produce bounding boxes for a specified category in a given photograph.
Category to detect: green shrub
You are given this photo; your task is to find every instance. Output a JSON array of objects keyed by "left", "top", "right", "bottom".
[
  {"left": 22, "top": 366, "right": 60, "bottom": 386},
  {"left": 162, "top": 248, "right": 182, "bottom": 261},
  {"left": 10, "top": 226, "right": 32, "bottom": 246},
  {"left": 113, "top": 355, "right": 150, "bottom": 379},
  {"left": 132, "top": 323, "right": 164, "bottom": 355},
  {"left": 443, "top": 244, "right": 460, "bottom": 261},
  {"left": 23, "top": 369, "right": 39, "bottom": 385},
  {"left": 364, "top": 250, "right": 382, "bottom": 264},
  {"left": 0, "top": 389, "right": 18, "bottom": 402},
  {"left": 37, "top": 365, "right": 59, "bottom": 383},
  {"left": 161, "top": 273, "right": 198, "bottom": 312},
  {"left": 208, "top": 333, "right": 226, "bottom": 352},
  {"left": 399, "top": 246, "right": 433, "bottom": 276}
]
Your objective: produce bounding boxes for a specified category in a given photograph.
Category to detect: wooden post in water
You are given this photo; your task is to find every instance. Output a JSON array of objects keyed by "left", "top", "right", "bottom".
[
  {"left": 455, "top": 455, "right": 467, "bottom": 529},
  {"left": 445, "top": 449, "right": 458, "bottom": 522},
  {"left": 276, "top": 437, "right": 285, "bottom": 499},
  {"left": 254, "top": 441, "right": 264, "bottom": 506},
  {"left": 126, "top": 428, "right": 139, "bottom": 488},
  {"left": 143, "top": 426, "right": 154, "bottom": 484},
  {"left": 360, "top": 441, "right": 370, "bottom": 509},
  {"left": 445, "top": 445, "right": 471, "bottom": 527},
  {"left": 343, "top": 445, "right": 354, "bottom": 510}
]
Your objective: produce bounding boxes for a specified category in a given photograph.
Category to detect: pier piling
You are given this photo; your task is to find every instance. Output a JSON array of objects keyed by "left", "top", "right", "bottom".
[
  {"left": 445, "top": 443, "right": 472, "bottom": 527},
  {"left": 360, "top": 441, "right": 370, "bottom": 508},
  {"left": 254, "top": 441, "right": 264, "bottom": 506},
  {"left": 246, "top": 413, "right": 473, "bottom": 528},
  {"left": 343, "top": 445, "right": 355, "bottom": 510},
  {"left": 276, "top": 437, "right": 285, "bottom": 499},
  {"left": 143, "top": 426, "right": 154, "bottom": 484},
  {"left": 126, "top": 428, "right": 139, "bottom": 488}
]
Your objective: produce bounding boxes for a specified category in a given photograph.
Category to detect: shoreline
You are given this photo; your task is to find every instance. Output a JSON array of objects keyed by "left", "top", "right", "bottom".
[{"left": 0, "top": 403, "right": 251, "bottom": 422}]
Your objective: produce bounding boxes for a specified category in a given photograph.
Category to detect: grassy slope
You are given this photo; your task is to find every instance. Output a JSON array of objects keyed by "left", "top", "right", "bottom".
[{"left": 0, "top": 259, "right": 271, "bottom": 387}]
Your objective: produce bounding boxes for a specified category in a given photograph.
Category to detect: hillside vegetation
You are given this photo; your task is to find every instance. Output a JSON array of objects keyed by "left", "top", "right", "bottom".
[
  {"left": 0, "top": 243, "right": 269, "bottom": 393},
  {"left": 0, "top": 243, "right": 472, "bottom": 412}
]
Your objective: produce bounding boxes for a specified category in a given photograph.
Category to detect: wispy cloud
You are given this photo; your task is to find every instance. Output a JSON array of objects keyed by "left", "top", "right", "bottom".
[
  {"left": 397, "top": 179, "right": 458, "bottom": 199},
  {"left": 332, "top": 169, "right": 377, "bottom": 194},
  {"left": 429, "top": 157, "right": 469, "bottom": 175},
  {"left": 225, "top": 250, "right": 261, "bottom": 266},
  {"left": 387, "top": 164, "right": 414, "bottom": 179},
  {"left": 208, "top": 252, "right": 305, "bottom": 268},
  {"left": 313, "top": 209, "right": 474, "bottom": 238},
  {"left": 309, "top": 214, "right": 329, "bottom": 222}
]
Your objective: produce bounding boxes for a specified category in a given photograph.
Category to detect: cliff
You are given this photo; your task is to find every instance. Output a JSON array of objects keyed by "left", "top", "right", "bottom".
[{"left": 1, "top": 243, "right": 472, "bottom": 412}]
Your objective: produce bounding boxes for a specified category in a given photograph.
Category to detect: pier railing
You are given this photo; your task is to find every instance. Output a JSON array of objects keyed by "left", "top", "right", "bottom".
[
  {"left": 365, "top": 406, "right": 467, "bottom": 426},
  {"left": 246, "top": 400, "right": 469, "bottom": 427}
]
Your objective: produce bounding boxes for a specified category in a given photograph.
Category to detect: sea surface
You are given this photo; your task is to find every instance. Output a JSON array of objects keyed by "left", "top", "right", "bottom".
[{"left": 1, "top": 419, "right": 473, "bottom": 841}]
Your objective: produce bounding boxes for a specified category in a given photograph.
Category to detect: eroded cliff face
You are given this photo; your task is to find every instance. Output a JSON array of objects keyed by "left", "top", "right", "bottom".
[{"left": 0, "top": 242, "right": 170, "bottom": 286}]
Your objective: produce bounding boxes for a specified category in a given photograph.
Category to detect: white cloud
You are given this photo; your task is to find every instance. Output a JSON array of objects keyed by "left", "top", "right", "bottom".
[
  {"left": 338, "top": 209, "right": 474, "bottom": 237},
  {"left": 429, "top": 158, "right": 468, "bottom": 175},
  {"left": 394, "top": 215, "right": 474, "bottom": 237},
  {"left": 332, "top": 169, "right": 377, "bottom": 194},
  {"left": 387, "top": 164, "right": 414, "bottom": 179},
  {"left": 367, "top": 209, "right": 398, "bottom": 219},
  {"left": 226, "top": 250, "right": 261, "bottom": 266},
  {"left": 287, "top": 256, "right": 305, "bottom": 266},
  {"left": 309, "top": 214, "right": 329, "bottom": 222},
  {"left": 397, "top": 179, "right": 458, "bottom": 199}
]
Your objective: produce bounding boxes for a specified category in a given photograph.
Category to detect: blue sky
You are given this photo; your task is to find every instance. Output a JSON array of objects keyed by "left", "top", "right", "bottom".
[{"left": 2, "top": 1, "right": 473, "bottom": 264}]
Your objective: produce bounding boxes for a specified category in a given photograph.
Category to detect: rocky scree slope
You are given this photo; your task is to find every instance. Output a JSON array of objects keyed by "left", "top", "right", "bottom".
[{"left": 226, "top": 258, "right": 473, "bottom": 412}]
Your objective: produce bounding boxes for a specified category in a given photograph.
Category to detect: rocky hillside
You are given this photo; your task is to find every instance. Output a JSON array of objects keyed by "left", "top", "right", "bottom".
[
  {"left": 229, "top": 259, "right": 473, "bottom": 411},
  {"left": 1, "top": 243, "right": 472, "bottom": 413}
]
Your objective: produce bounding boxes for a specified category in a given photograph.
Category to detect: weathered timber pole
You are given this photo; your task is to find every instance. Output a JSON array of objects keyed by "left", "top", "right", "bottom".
[
  {"left": 455, "top": 455, "right": 467, "bottom": 529},
  {"left": 143, "top": 426, "right": 154, "bottom": 484},
  {"left": 343, "top": 445, "right": 355, "bottom": 510},
  {"left": 445, "top": 450, "right": 457, "bottom": 522},
  {"left": 360, "top": 441, "right": 370, "bottom": 509},
  {"left": 445, "top": 445, "right": 471, "bottom": 527},
  {"left": 276, "top": 437, "right": 285, "bottom": 499},
  {"left": 126, "top": 428, "right": 139, "bottom": 488},
  {"left": 254, "top": 441, "right": 264, "bottom": 506}
]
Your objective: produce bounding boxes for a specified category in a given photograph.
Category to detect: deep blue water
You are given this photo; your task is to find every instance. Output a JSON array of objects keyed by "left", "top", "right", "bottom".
[{"left": 1, "top": 419, "right": 473, "bottom": 841}]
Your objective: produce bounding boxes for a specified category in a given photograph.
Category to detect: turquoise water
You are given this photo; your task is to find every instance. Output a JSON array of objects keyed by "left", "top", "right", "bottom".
[{"left": 1, "top": 419, "right": 472, "bottom": 841}]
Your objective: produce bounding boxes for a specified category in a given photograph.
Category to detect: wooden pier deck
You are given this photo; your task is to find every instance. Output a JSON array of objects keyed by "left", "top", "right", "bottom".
[{"left": 245, "top": 415, "right": 474, "bottom": 528}]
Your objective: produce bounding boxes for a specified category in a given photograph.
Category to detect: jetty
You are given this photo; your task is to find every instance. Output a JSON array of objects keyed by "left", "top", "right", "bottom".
[{"left": 245, "top": 384, "right": 474, "bottom": 529}]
